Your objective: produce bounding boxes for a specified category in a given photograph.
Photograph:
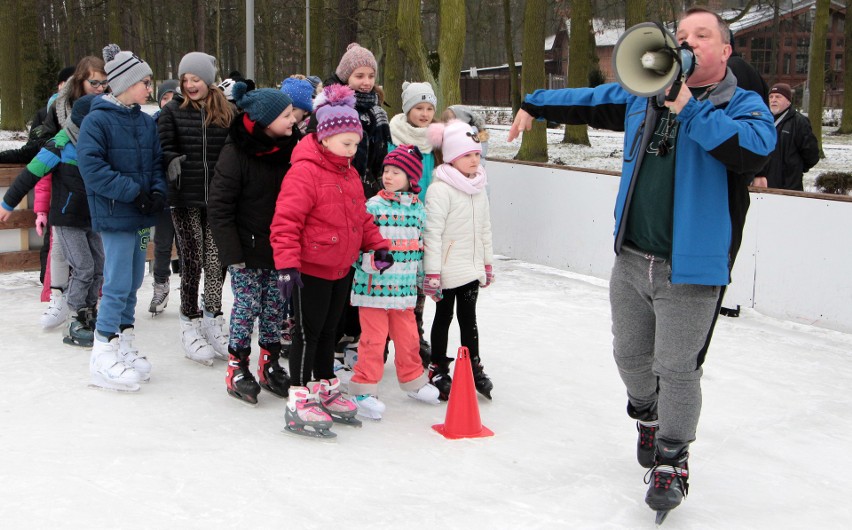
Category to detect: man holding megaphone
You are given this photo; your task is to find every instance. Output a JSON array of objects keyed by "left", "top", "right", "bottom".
[{"left": 509, "top": 7, "right": 775, "bottom": 525}]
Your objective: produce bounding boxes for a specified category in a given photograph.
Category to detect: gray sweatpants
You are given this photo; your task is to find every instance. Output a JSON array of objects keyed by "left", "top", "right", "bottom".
[
  {"left": 609, "top": 245, "right": 724, "bottom": 443},
  {"left": 54, "top": 226, "right": 104, "bottom": 312}
]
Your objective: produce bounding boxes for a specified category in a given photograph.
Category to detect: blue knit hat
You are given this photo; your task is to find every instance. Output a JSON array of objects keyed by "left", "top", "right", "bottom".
[
  {"left": 232, "top": 82, "right": 293, "bottom": 128},
  {"left": 71, "top": 94, "right": 98, "bottom": 127},
  {"left": 280, "top": 77, "right": 314, "bottom": 113}
]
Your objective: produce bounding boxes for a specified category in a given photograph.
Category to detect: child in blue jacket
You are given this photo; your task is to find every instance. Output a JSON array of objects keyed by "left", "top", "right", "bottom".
[{"left": 77, "top": 45, "right": 167, "bottom": 392}]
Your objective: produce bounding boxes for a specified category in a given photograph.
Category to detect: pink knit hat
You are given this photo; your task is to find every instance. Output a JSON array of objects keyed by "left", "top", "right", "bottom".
[
  {"left": 428, "top": 119, "right": 483, "bottom": 163},
  {"left": 335, "top": 43, "right": 378, "bottom": 82},
  {"left": 384, "top": 144, "right": 424, "bottom": 193},
  {"left": 314, "top": 84, "right": 363, "bottom": 142}
]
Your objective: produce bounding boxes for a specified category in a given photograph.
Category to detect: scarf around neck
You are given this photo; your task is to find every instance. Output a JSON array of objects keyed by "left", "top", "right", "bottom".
[
  {"left": 389, "top": 114, "right": 433, "bottom": 153},
  {"left": 354, "top": 89, "right": 389, "bottom": 131},
  {"left": 433, "top": 163, "right": 487, "bottom": 195},
  {"left": 378, "top": 188, "right": 418, "bottom": 206}
]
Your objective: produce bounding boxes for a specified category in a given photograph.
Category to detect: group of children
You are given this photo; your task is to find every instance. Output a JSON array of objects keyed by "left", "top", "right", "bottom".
[{"left": 0, "top": 41, "right": 495, "bottom": 439}]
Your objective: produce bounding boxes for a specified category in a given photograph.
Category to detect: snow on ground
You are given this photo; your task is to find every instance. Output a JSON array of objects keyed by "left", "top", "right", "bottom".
[{"left": 1, "top": 257, "right": 851, "bottom": 528}]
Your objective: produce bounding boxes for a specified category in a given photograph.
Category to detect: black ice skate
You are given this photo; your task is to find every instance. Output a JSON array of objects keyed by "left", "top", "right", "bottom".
[
  {"left": 429, "top": 362, "right": 453, "bottom": 401},
  {"left": 419, "top": 337, "right": 431, "bottom": 369},
  {"left": 63, "top": 308, "right": 95, "bottom": 347},
  {"left": 645, "top": 439, "right": 689, "bottom": 525},
  {"left": 257, "top": 344, "right": 290, "bottom": 398},
  {"left": 149, "top": 280, "right": 169, "bottom": 316},
  {"left": 312, "top": 378, "right": 362, "bottom": 427},
  {"left": 226, "top": 348, "right": 261, "bottom": 405},
  {"left": 471, "top": 357, "right": 493, "bottom": 400},
  {"left": 628, "top": 402, "right": 659, "bottom": 468}
]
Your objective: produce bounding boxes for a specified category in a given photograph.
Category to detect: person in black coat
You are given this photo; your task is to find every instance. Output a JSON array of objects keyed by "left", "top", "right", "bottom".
[
  {"left": 753, "top": 83, "right": 820, "bottom": 191},
  {"left": 157, "top": 52, "right": 235, "bottom": 364},
  {"left": 207, "top": 82, "right": 299, "bottom": 404}
]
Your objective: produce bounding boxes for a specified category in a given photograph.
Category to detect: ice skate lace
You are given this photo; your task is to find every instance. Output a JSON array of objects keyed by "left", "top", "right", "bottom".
[
  {"left": 151, "top": 282, "right": 169, "bottom": 304},
  {"left": 637, "top": 420, "right": 659, "bottom": 452},
  {"left": 644, "top": 463, "right": 689, "bottom": 496}
]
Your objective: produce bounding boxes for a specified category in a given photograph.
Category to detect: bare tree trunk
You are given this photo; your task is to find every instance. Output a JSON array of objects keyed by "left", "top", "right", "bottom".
[
  {"left": 516, "top": 0, "right": 548, "bottom": 162},
  {"left": 397, "top": 0, "right": 437, "bottom": 87},
  {"left": 837, "top": 0, "right": 852, "bottom": 134},
  {"left": 0, "top": 0, "right": 24, "bottom": 130},
  {"left": 309, "top": 0, "right": 323, "bottom": 76},
  {"left": 503, "top": 0, "right": 520, "bottom": 114},
  {"left": 563, "top": 0, "right": 593, "bottom": 146},
  {"left": 807, "top": 0, "right": 829, "bottom": 158},
  {"left": 19, "top": 0, "right": 39, "bottom": 119},
  {"left": 383, "top": 0, "right": 403, "bottom": 115},
  {"left": 625, "top": 0, "right": 646, "bottom": 28},
  {"left": 107, "top": 0, "right": 122, "bottom": 46},
  {"left": 437, "top": 0, "right": 465, "bottom": 109},
  {"left": 195, "top": 0, "right": 207, "bottom": 51}
]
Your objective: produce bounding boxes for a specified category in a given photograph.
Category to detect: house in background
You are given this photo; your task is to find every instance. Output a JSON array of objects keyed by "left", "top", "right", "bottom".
[{"left": 460, "top": 1, "right": 846, "bottom": 108}]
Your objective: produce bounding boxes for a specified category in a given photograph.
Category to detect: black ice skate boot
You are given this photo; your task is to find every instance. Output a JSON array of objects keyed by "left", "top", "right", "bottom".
[
  {"left": 628, "top": 402, "right": 659, "bottom": 468},
  {"left": 226, "top": 347, "right": 261, "bottom": 405},
  {"left": 645, "top": 439, "right": 689, "bottom": 524},
  {"left": 471, "top": 355, "right": 493, "bottom": 400},
  {"left": 428, "top": 361, "right": 453, "bottom": 401},
  {"left": 257, "top": 342, "right": 290, "bottom": 398},
  {"left": 64, "top": 308, "right": 95, "bottom": 347}
]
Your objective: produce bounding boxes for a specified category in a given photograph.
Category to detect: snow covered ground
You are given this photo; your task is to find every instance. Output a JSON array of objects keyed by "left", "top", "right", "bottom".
[{"left": 1, "top": 257, "right": 851, "bottom": 528}]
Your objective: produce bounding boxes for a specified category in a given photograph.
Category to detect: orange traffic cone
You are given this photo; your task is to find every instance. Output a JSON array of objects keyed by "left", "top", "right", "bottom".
[{"left": 432, "top": 346, "right": 494, "bottom": 439}]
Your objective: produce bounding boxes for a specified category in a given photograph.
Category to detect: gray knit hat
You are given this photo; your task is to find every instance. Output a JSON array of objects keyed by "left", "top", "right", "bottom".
[
  {"left": 157, "top": 80, "right": 180, "bottom": 108},
  {"left": 401, "top": 81, "right": 437, "bottom": 115},
  {"left": 178, "top": 52, "right": 217, "bottom": 86},
  {"left": 102, "top": 44, "right": 153, "bottom": 96}
]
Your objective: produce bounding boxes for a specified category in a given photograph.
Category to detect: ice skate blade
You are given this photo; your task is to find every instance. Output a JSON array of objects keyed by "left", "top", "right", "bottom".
[
  {"left": 63, "top": 337, "right": 94, "bottom": 348},
  {"left": 282, "top": 425, "right": 337, "bottom": 441},
  {"left": 259, "top": 384, "right": 289, "bottom": 398},
  {"left": 185, "top": 354, "right": 214, "bottom": 367},
  {"left": 227, "top": 389, "right": 259, "bottom": 406},
  {"left": 89, "top": 374, "right": 140, "bottom": 393},
  {"left": 331, "top": 415, "right": 363, "bottom": 428},
  {"left": 477, "top": 389, "right": 493, "bottom": 400},
  {"left": 655, "top": 510, "right": 670, "bottom": 526}
]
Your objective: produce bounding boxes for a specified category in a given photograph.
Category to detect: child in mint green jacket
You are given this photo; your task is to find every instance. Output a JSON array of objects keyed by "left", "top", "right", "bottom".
[{"left": 348, "top": 145, "right": 440, "bottom": 421}]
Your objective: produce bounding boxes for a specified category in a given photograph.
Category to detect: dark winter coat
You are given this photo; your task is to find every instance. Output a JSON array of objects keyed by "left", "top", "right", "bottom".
[
  {"left": 0, "top": 107, "right": 53, "bottom": 164},
  {"left": 521, "top": 70, "right": 776, "bottom": 285},
  {"left": 762, "top": 108, "right": 820, "bottom": 191},
  {"left": 1, "top": 129, "right": 91, "bottom": 228},
  {"left": 208, "top": 113, "right": 300, "bottom": 269},
  {"left": 77, "top": 96, "right": 167, "bottom": 233},
  {"left": 157, "top": 96, "right": 234, "bottom": 207},
  {"left": 314, "top": 73, "right": 391, "bottom": 198},
  {"left": 270, "top": 133, "right": 388, "bottom": 281}
]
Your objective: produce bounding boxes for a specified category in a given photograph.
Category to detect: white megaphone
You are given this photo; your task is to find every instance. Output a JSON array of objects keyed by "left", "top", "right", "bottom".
[{"left": 612, "top": 22, "right": 696, "bottom": 101}]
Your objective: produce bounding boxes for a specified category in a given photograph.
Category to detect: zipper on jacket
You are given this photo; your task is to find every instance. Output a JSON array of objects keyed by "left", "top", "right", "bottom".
[
  {"left": 443, "top": 241, "right": 455, "bottom": 266},
  {"left": 61, "top": 193, "right": 72, "bottom": 214},
  {"left": 201, "top": 108, "right": 209, "bottom": 204},
  {"left": 471, "top": 195, "right": 477, "bottom": 267}
]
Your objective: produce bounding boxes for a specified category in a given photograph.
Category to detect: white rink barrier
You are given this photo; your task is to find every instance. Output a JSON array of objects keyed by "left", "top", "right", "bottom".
[{"left": 487, "top": 158, "right": 852, "bottom": 334}]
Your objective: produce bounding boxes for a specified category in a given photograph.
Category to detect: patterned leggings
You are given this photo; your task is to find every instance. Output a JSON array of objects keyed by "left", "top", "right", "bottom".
[
  {"left": 228, "top": 266, "right": 283, "bottom": 351},
  {"left": 172, "top": 207, "right": 226, "bottom": 318}
]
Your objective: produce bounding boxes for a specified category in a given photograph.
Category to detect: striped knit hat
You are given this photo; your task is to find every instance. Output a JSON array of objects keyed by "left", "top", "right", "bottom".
[
  {"left": 102, "top": 44, "right": 153, "bottom": 96},
  {"left": 383, "top": 144, "right": 423, "bottom": 193},
  {"left": 314, "top": 84, "right": 363, "bottom": 142}
]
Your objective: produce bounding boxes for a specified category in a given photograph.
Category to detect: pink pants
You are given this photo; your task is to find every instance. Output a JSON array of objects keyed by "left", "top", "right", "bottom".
[{"left": 349, "top": 307, "right": 426, "bottom": 396}]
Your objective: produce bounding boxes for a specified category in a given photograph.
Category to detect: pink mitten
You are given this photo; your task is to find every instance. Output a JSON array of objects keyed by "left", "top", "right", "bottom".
[
  {"left": 483, "top": 265, "right": 494, "bottom": 288},
  {"left": 423, "top": 274, "right": 442, "bottom": 301},
  {"left": 35, "top": 212, "right": 47, "bottom": 237}
]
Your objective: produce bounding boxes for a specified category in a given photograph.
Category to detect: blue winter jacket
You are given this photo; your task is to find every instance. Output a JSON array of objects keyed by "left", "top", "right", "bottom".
[
  {"left": 77, "top": 96, "right": 167, "bottom": 232},
  {"left": 522, "top": 70, "right": 775, "bottom": 285}
]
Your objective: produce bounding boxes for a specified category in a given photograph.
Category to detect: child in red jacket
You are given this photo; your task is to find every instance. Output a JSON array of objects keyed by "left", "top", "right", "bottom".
[{"left": 271, "top": 85, "right": 392, "bottom": 439}]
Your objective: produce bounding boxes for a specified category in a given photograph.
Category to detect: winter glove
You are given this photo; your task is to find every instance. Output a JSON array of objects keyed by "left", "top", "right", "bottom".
[
  {"left": 134, "top": 191, "right": 155, "bottom": 215},
  {"left": 277, "top": 268, "right": 303, "bottom": 300},
  {"left": 423, "top": 273, "right": 442, "bottom": 302},
  {"left": 373, "top": 249, "right": 395, "bottom": 274},
  {"left": 482, "top": 265, "right": 494, "bottom": 288},
  {"left": 35, "top": 212, "right": 47, "bottom": 236},
  {"left": 150, "top": 191, "right": 166, "bottom": 213},
  {"left": 167, "top": 155, "right": 186, "bottom": 183}
]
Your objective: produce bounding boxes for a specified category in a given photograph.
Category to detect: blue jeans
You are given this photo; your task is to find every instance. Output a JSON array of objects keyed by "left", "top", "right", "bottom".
[{"left": 97, "top": 229, "right": 149, "bottom": 336}]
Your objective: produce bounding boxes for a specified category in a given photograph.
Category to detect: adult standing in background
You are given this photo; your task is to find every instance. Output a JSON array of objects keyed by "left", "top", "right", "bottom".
[{"left": 752, "top": 83, "right": 819, "bottom": 191}]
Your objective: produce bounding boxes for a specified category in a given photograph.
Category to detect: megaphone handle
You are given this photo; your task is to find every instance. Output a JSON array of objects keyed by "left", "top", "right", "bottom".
[{"left": 665, "top": 76, "right": 684, "bottom": 103}]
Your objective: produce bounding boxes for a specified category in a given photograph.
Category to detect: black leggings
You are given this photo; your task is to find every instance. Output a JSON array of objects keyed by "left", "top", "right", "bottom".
[
  {"left": 430, "top": 280, "right": 480, "bottom": 365},
  {"left": 290, "top": 270, "right": 353, "bottom": 386}
]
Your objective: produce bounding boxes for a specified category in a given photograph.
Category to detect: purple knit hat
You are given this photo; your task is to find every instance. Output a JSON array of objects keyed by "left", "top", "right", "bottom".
[
  {"left": 314, "top": 84, "right": 363, "bottom": 142},
  {"left": 384, "top": 144, "right": 423, "bottom": 193},
  {"left": 335, "top": 43, "right": 377, "bottom": 82}
]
